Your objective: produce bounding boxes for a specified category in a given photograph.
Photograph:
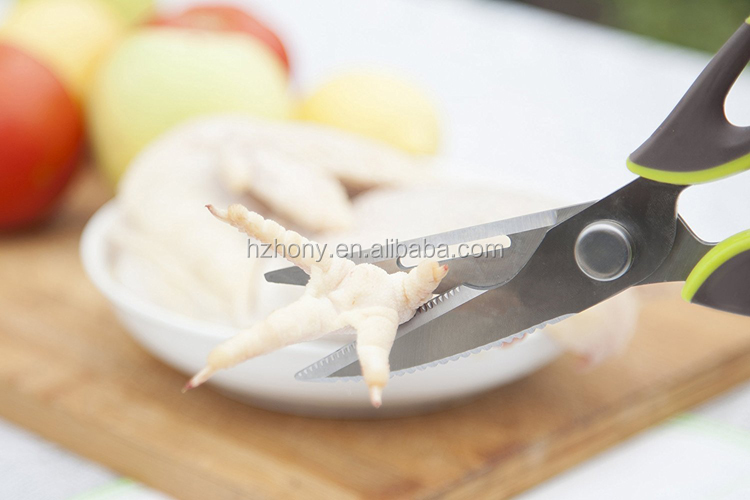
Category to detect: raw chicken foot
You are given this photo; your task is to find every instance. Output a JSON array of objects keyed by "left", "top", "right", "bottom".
[{"left": 185, "top": 204, "right": 448, "bottom": 407}]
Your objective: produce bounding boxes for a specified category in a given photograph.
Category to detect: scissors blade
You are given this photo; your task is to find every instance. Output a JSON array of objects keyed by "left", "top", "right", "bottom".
[
  {"left": 265, "top": 202, "right": 593, "bottom": 288},
  {"left": 639, "top": 216, "right": 713, "bottom": 285},
  {"left": 300, "top": 178, "right": 685, "bottom": 380},
  {"left": 329, "top": 282, "right": 578, "bottom": 379},
  {"left": 295, "top": 285, "right": 486, "bottom": 381}
]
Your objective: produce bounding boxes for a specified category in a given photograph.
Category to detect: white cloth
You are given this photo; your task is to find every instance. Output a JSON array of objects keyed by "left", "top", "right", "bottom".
[{"left": 521, "top": 384, "right": 750, "bottom": 500}]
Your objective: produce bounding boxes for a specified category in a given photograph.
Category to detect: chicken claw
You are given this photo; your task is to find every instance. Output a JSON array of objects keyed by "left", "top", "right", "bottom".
[{"left": 186, "top": 204, "right": 448, "bottom": 407}]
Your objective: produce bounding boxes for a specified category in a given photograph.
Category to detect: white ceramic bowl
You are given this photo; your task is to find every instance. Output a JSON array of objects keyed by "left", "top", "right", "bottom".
[{"left": 80, "top": 201, "right": 565, "bottom": 418}]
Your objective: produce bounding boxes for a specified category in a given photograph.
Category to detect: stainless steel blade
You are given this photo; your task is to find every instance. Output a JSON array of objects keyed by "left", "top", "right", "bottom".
[
  {"left": 307, "top": 178, "right": 685, "bottom": 379},
  {"left": 316, "top": 314, "right": 573, "bottom": 381},
  {"left": 639, "top": 216, "right": 713, "bottom": 284},
  {"left": 265, "top": 202, "right": 593, "bottom": 287},
  {"left": 295, "top": 285, "right": 486, "bottom": 381}
]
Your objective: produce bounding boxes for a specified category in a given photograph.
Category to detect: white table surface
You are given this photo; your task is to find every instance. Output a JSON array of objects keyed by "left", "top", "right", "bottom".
[{"left": 2, "top": 0, "right": 750, "bottom": 498}]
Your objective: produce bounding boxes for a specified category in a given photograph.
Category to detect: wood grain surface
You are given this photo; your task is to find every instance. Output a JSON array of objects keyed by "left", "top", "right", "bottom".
[{"left": 2, "top": 169, "right": 750, "bottom": 499}]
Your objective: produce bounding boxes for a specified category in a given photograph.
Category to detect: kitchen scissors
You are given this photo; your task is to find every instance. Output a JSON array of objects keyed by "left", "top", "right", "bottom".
[{"left": 267, "top": 18, "right": 750, "bottom": 380}]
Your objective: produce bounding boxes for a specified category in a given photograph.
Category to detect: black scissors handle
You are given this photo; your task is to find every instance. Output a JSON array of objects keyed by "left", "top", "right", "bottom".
[{"left": 628, "top": 19, "right": 750, "bottom": 185}]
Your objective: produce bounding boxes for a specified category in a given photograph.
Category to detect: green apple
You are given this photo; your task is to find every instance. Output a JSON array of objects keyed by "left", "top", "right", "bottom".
[
  {"left": 95, "top": 0, "right": 154, "bottom": 25},
  {"left": 18, "top": 0, "right": 155, "bottom": 26},
  {"left": 88, "top": 28, "right": 292, "bottom": 184},
  {"left": 151, "top": 4, "right": 289, "bottom": 72}
]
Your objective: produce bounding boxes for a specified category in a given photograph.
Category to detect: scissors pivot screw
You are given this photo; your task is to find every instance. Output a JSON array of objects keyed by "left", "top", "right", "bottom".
[{"left": 574, "top": 221, "right": 634, "bottom": 282}]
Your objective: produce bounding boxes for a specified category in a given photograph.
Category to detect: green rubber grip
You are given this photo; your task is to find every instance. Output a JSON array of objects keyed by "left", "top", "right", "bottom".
[
  {"left": 683, "top": 230, "right": 750, "bottom": 316},
  {"left": 628, "top": 19, "right": 750, "bottom": 185}
]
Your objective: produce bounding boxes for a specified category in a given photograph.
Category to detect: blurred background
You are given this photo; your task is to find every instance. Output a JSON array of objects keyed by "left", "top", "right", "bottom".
[
  {"left": 2, "top": 0, "right": 750, "bottom": 499},
  {"left": 514, "top": 0, "right": 750, "bottom": 52}
]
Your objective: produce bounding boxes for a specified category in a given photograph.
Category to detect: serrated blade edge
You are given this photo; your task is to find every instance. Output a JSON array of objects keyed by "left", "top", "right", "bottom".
[{"left": 294, "top": 285, "right": 487, "bottom": 381}]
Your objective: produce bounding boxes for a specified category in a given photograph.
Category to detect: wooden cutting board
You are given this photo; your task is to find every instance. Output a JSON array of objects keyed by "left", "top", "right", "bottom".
[{"left": 2, "top": 169, "right": 750, "bottom": 500}]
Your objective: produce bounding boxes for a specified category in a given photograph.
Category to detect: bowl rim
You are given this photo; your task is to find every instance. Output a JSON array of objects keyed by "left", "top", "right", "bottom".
[
  {"left": 80, "top": 179, "right": 565, "bottom": 356},
  {"left": 80, "top": 201, "right": 235, "bottom": 339}
]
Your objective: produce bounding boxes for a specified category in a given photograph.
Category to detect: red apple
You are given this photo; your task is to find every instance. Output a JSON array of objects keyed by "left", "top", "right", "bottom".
[
  {"left": 0, "top": 43, "right": 84, "bottom": 230},
  {"left": 152, "top": 4, "right": 290, "bottom": 73}
]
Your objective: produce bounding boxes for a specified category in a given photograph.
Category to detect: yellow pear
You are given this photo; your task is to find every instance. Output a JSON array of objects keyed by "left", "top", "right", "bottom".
[
  {"left": 1, "top": 0, "right": 125, "bottom": 100},
  {"left": 299, "top": 70, "right": 440, "bottom": 155}
]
